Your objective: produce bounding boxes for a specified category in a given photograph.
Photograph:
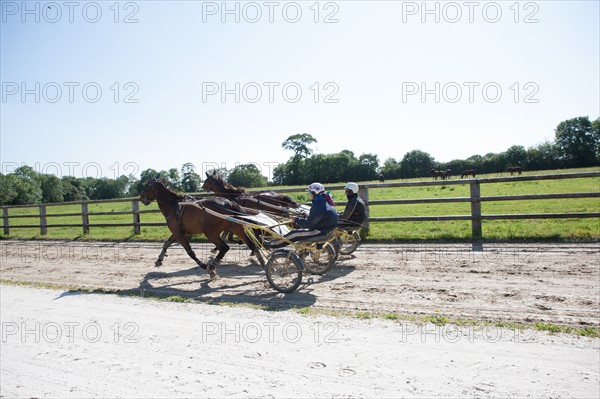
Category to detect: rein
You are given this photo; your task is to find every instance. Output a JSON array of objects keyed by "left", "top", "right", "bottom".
[
  {"left": 238, "top": 195, "right": 296, "bottom": 214},
  {"left": 206, "top": 179, "right": 296, "bottom": 207}
]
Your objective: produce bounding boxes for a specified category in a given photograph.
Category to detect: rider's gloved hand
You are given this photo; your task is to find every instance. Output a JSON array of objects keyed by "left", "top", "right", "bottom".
[{"left": 291, "top": 217, "right": 301, "bottom": 229}]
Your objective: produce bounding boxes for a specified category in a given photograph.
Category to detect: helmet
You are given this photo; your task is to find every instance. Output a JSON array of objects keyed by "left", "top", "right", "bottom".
[
  {"left": 344, "top": 182, "right": 359, "bottom": 194},
  {"left": 307, "top": 182, "right": 325, "bottom": 195}
]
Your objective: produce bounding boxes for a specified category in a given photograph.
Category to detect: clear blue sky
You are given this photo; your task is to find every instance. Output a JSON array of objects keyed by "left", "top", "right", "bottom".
[{"left": 1, "top": 0, "right": 599, "bottom": 180}]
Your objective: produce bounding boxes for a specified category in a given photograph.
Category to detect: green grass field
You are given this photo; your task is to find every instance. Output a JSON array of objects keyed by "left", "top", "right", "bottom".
[{"left": 1, "top": 167, "right": 598, "bottom": 242}]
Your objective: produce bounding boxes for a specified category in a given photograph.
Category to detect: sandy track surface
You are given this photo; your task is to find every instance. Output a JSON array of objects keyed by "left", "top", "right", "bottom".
[
  {"left": 1, "top": 284, "right": 599, "bottom": 398},
  {"left": 1, "top": 240, "right": 599, "bottom": 327}
]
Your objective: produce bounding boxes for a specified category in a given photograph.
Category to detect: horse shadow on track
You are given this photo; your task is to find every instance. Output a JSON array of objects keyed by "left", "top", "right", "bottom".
[
  {"left": 123, "top": 255, "right": 356, "bottom": 311},
  {"left": 51, "top": 251, "right": 356, "bottom": 311}
]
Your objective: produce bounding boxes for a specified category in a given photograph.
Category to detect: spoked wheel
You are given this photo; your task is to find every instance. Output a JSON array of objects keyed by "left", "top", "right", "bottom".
[
  {"left": 338, "top": 231, "right": 361, "bottom": 255},
  {"left": 265, "top": 249, "right": 303, "bottom": 293},
  {"left": 303, "top": 242, "right": 337, "bottom": 275},
  {"left": 331, "top": 237, "right": 342, "bottom": 254}
]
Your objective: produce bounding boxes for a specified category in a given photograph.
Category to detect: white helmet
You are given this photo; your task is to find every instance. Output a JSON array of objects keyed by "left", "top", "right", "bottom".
[
  {"left": 307, "top": 182, "right": 325, "bottom": 194},
  {"left": 345, "top": 182, "right": 359, "bottom": 194}
]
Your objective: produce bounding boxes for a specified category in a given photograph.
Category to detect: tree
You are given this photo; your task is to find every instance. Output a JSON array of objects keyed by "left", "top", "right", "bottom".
[
  {"left": 90, "top": 178, "right": 127, "bottom": 200},
  {"left": 358, "top": 153, "right": 380, "bottom": 180},
  {"left": 61, "top": 176, "right": 88, "bottom": 202},
  {"left": 504, "top": 145, "right": 527, "bottom": 167},
  {"left": 4, "top": 174, "right": 42, "bottom": 205},
  {"left": 480, "top": 152, "right": 504, "bottom": 174},
  {"left": 39, "top": 174, "right": 64, "bottom": 203},
  {"left": 554, "top": 116, "right": 599, "bottom": 167},
  {"left": 5, "top": 166, "right": 43, "bottom": 205},
  {"left": 400, "top": 150, "right": 436, "bottom": 178},
  {"left": 304, "top": 153, "right": 350, "bottom": 183},
  {"left": 340, "top": 149, "right": 355, "bottom": 158},
  {"left": 282, "top": 133, "right": 317, "bottom": 158},
  {"left": 228, "top": 164, "right": 268, "bottom": 188},
  {"left": 526, "top": 141, "right": 557, "bottom": 171},
  {"left": 14, "top": 165, "right": 38, "bottom": 180},
  {"left": 380, "top": 158, "right": 402, "bottom": 180},
  {"left": 359, "top": 153, "right": 379, "bottom": 169},
  {"left": 181, "top": 163, "right": 201, "bottom": 192},
  {"left": 272, "top": 162, "right": 292, "bottom": 185},
  {"left": 0, "top": 174, "right": 18, "bottom": 205},
  {"left": 592, "top": 117, "right": 600, "bottom": 162},
  {"left": 166, "top": 168, "right": 181, "bottom": 190}
]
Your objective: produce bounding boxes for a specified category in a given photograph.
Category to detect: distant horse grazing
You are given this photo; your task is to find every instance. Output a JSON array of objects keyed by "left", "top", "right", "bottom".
[
  {"left": 461, "top": 169, "right": 477, "bottom": 179},
  {"left": 506, "top": 166, "right": 523, "bottom": 176},
  {"left": 202, "top": 172, "right": 298, "bottom": 217},
  {"left": 443, "top": 169, "right": 452, "bottom": 180},
  {"left": 430, "top": 169, "right": 445, "bottom": 180},
  {"left": 139, "top": 179, "right": 258, "bottom": 279}
]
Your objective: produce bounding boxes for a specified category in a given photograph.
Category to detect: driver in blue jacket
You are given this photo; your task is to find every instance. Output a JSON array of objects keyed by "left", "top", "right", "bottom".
[{"left": 267, "top": 182, "right": 338, "bottom": 248}]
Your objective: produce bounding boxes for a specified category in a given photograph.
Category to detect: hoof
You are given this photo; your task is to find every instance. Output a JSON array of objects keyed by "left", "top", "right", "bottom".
[
  {"left": 209, "top": 270, "right": 218, "bottom": 280},
  {"left": 250, "top": 251, "right": 256, "bottom": 257},
  {"left": 208, "top": 257, "right": 221, "bottom": 268},
  {"left": 199, "top": 262, "right": 207, "bottom": 270},
  {"left": 210, "top": 247, "right": 218, "bottom": 254},
  {"left": 154, "top": 260, "right": 162, "bottom": 267}
]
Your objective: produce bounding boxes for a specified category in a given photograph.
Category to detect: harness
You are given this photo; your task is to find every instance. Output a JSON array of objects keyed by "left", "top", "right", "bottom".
[{"left": 160, "top": 198, "right": 203, "bottom": 236}]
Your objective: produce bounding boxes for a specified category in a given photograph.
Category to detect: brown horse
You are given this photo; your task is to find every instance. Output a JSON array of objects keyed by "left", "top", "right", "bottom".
[
  {"left": 139, "top": 179, "right": 258, "bottom": 279},
  {"left": 506, "top": 166, "right": 523, "bottom": 175},
  {"left": 202, "top": 172, "right": 299, "bottom": 217},
  {"left": 461, "top": 169, "right": 477, "bottom": 179},
  {"left": 430, "top": 169, "right": 445, "bottom": 180}
]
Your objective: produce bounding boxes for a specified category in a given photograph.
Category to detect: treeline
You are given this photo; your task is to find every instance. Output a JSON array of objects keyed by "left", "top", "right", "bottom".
[
  {"left": 0, "top": 165, "right": 134, "bottom": 205},
  {"left": 1, "top": 116, "right": 598, "bottom": 205},
  {"left": 273, "top": 116, "right": 599, "bottom": 184},
  {"left": 0, "top": 162, "right": 265, "bottom": 206}
]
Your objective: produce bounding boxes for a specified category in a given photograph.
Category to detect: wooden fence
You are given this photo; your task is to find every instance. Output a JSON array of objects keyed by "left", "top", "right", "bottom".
[{"left": 2, "top": 172, "right": 599, "bottom": 240}]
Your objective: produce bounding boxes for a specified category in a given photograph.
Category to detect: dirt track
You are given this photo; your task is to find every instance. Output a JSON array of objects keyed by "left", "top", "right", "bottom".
[{"left": 1, "top": 240, "right": 598, "bottom": 327}]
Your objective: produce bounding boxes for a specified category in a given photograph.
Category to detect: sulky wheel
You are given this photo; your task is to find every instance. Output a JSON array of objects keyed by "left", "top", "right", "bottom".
[
  {"left": 265, "top": 249, "right": 303, "bottom": 293},
  {"left": 338, "top": 231, "right": 361, "bottom": 255},
  {"left": 331, "top": 236, "right": 342, "bottom": 254},
  {"left": 303, "top": 242, "right": 337, "bottom": 275}
]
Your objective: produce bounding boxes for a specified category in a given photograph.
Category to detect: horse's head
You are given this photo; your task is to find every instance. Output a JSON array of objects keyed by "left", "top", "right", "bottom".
[
  {"left": 202, "top": 172, "right": 220, "bottom": 193},
  {"left": 139, "top": 178, "right": 162, "bottom": 205},
  {"left": 202, "top": 171, "right": 246, "bottom": 195}
]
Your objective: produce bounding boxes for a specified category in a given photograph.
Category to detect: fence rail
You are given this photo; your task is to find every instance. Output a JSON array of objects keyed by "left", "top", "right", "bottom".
[{"left": 1, "top": 172, "right": 599, "bottom": 240}]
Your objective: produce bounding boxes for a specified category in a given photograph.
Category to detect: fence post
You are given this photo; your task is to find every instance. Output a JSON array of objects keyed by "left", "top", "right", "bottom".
[
  {"left": 39, "top": 205, "right": 47, "bottom": 235},
  {"left": 469, "top": 181, "right": 482, "bottom": 240},
  {"left": 132, "top": 200, "right": 141, "bottom": 235},
  {"left": 2, "top": 208, "right": 8, "bottom": 235},
  {"left": 82, "top": 202, "right": 89, "bottom": 234},
  {"left": 359, "top": 186, "right": 370, "bottom": 233}
]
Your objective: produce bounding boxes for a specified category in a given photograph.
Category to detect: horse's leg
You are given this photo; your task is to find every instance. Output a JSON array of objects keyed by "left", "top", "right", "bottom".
[
  {"left": 155, "top": 234, "right": 175, "bottom": 266},
  {"left": 211, "top": 231, "right": 239, "bottom": 254},
  {"left": 211, "top": 237, "right": 219, "bottom": 254},
  {"left": 177, "top": 235, "right": 207, "bottom": 270},
  {"left": 206, "top": 233, "right": 230, "bottom": 280},
  {"left": 235, "top": 228, "right": 265, "bottom": 268}
]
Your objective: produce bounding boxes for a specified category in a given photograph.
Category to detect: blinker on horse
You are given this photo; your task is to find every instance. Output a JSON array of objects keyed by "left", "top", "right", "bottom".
[{"left": 139, "top": 179, "right": 258, "bottom": 280}]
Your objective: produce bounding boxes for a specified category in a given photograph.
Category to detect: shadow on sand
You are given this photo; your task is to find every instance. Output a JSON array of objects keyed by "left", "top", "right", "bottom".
[{"left": 54, "top": 255, "right": 357, "bottom": 311}]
